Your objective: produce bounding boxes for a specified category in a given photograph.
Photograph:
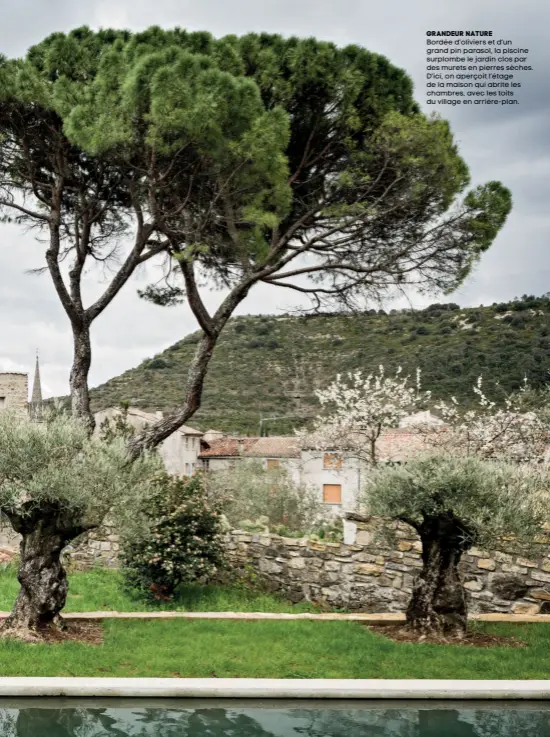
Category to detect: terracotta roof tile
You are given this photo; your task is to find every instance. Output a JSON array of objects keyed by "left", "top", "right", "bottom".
[
  {"left": 374, "top": 428, "right": 432, "bottom": 461},
  {"left": 199, "top": 436, "right": 300, "bottom": 458}
]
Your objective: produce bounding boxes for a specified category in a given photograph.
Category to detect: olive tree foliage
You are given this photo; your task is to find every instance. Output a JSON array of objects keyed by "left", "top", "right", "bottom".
[
  {"left": 0, "top": 27, "right": 511, "bottom": 458},
  {"left": 0, "top": 409, "right": 160, "bottom": 638},
  {"left": 364, "top": 453, "right": 550, "bottom": 636},
  {"left": 296, "top": 365, "right": 431, "bottom": 465},
  {"left": 203, "top": 459, "right": 323, "bottom": 533}
]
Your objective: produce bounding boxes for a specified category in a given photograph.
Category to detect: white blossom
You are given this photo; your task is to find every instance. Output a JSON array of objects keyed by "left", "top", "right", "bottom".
[
  {"left": 414, "top": 376, "right": 549, "bottom": 463},
  {"left": 296, "top": 365, "right": 431, "bottom": 465}
]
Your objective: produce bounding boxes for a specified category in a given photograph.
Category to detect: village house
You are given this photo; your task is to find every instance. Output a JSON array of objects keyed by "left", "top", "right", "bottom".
[
  {"left": 94, "top": 406, "right": 204, "bottom": 477},
  {"left": 0, "top": 360, "right": 449, "bottom": 516},
  {"left": 198, "top": 427, "right": 430, "bottom": 517}
]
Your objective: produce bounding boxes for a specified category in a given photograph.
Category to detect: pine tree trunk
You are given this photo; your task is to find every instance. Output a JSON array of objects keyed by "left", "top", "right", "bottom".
[
  {"left": 70, "top": 324, "right": 95, "bottom": 433},
  {"left": 0, "top": 508, "right": 89, "bottom": 641},
  {"left": 406, "top": 513, "right": 472, "bottom": 637}
]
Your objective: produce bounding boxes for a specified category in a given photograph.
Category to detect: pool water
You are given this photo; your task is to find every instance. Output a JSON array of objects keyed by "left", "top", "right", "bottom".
[{"left": 0, "top": 699, "right": 549, "bottom": 736}]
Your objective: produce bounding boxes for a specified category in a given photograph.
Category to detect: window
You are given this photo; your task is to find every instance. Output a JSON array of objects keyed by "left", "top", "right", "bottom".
[
  {"left": 0, "top": 397, "right": 5, "bottom": 409},
  {"left": 323, "top": 453, "right": 342, "bottom": 469},
  {"left": 266, "top": 459, "right": 280, "bottom": 469},
  {"left": 323, "top": 484, "right": 342, "bottom": 504},
  {"left": 184, "top": 463, "right": 190, "bottom": 475}
]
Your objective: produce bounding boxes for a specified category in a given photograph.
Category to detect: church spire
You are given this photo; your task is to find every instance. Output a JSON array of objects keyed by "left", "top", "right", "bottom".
[{"left": 30, "top": 351, "right": 42, "bottom": 416}]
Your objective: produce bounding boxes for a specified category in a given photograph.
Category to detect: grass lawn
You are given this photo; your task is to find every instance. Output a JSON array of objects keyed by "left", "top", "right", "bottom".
[
  {"left": 0, "top": 618, "right": 549, "bottom": 678},
  {"left": 1, "top": 567, "right": 550, "bottom": 679},
  {"left": 0, "top": 566, "right": 319, "bottom": 614}
]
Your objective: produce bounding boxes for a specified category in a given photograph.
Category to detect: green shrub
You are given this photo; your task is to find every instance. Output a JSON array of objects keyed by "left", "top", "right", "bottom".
[
  {"left": 147, "top": 357, "right": 169, "bottom": 370},
  {"left": 204, "top": 460, "right": 323, "bottom": 533},
  {"left": 120, "top": 472, "right": 225, "bottom": 601}
]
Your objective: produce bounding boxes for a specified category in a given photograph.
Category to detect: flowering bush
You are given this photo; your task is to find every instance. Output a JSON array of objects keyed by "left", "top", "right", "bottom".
[{"left": 120, "top": 471, "right": 225, "bottom": 600}]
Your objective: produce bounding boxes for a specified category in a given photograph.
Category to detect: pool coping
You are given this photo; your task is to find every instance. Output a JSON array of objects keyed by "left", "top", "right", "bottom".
[
  {"left": 0, "top": 678, "right": 549, "bottom": 699},
  {"left": 0, "top": 611, "right": 549, "bottom": 623}
]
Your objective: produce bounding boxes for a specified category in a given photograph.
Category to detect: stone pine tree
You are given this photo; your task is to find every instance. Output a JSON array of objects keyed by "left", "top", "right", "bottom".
[
  {"left": 0, "top": 26, "right": 511, "bottom": 446},
  {"left": 364, "top": 453, "right": 549, "bottom": 638},
  {"left": 0, "top": 27, "right": 512, "bottom": 632}
]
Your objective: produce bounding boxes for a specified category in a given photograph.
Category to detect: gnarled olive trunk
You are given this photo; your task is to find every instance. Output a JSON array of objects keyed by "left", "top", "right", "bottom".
[
  {"left": 406, "top": 512, "right": 473, "bottom": 637},
  {"left": 1, "top": 507, "right": 91, "bottom": 641}
]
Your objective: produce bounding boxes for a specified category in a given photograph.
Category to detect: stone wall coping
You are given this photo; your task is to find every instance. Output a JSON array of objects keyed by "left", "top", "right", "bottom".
[
  {"left": 0, "top": 611, "right": 547, "bottom": 623},
  {"left": 0, "top": 677, "right": 549, "bottom": 698}
]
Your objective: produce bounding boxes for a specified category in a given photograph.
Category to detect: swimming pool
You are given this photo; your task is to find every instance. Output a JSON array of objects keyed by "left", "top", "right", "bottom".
[{"left": 0, "top": 699, "right": 549, "bottom": 735}]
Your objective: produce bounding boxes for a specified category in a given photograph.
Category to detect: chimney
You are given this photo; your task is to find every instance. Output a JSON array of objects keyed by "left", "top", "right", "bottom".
[{"left": 156, "top": 411, "right": 163, "bottom": 420}]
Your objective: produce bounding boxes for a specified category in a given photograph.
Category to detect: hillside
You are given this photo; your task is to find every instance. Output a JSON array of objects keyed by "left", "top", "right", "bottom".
[{"left": 88, "top": 294, "right": 550, "bottom": 435}]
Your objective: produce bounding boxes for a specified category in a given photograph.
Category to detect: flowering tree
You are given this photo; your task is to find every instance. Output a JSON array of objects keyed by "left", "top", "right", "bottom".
[
  {"left": 365, "top": 453, "right": 549, "bottom": 637},
  {"left": 297, "top": 365, "right": 431, "bottom": 464},
  {"left": 413, "top": 377, "right": 549, "bottom": 462}
]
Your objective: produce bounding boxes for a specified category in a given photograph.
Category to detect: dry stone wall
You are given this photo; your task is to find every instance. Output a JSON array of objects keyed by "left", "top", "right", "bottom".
[
  {"left": 3, "top": 514, "right": 550, "bottom": 614},
  {"left": 221, "top": 521, "right": 550, "bottom": 615}
]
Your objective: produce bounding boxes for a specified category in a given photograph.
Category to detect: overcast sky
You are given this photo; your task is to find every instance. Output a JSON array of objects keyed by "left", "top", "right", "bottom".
[{"left": 0, "top": 0, "right": 547, "bottom": 397}]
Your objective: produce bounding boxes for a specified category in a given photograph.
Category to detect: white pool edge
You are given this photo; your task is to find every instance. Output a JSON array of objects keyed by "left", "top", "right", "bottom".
[{"left": 0, "top": 678, "right": 548, "bottom": 699}]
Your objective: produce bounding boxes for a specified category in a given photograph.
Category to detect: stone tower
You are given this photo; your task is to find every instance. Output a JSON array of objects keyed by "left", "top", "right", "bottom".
[
  {"left": 29, "top": 352, "right": 43, "bottom": 419},
  {"left": 0, "top": 373, "right": 28, "bottom": 418}
]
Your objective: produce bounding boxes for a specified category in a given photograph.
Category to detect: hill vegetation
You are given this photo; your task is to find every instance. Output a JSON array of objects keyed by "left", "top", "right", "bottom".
[{"left": 86, "top": 294, "right": 550, "bottom": 436}]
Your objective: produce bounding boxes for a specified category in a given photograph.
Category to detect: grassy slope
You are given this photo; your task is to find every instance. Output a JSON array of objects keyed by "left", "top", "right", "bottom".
[{"left": 86, "top": 294, "right": 550, "bottom": 436}]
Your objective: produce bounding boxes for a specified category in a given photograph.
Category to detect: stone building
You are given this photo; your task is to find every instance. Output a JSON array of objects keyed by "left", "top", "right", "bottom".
[
  {"left": 94, "top": 406, "right": 204, "bottom": 477},
  {"left": 0, "top": 372, "right": 29, "bottom": 418},
  {"left": 0, "top": 352, "right": 43, "bottom": 420}
]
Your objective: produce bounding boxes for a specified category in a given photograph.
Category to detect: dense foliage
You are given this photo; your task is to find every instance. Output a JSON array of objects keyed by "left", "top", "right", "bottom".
[
  {"left": 366, "top": 453, "right": 548, "bottom": 549},
  {"left": 84, "top": 294, "right": 550, "bottom": 435},
  {"left": 120, "top": 472, "right": 225, "bottom": 600},
  {"left": 203, "top": 459, "right": 322, "bottom": 533},
  {"left": 0, "top": 410, "right": 159, "bottom": 526}
]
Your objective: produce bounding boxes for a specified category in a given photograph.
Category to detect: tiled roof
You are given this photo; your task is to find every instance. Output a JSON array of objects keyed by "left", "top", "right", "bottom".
[
  {"left": 199, "top": 436, "right": 300, "bottom": 459},
  {"left": 246, "top": 437, "right": 301, "bottom": 457},
  {"left": 374, "top": 428, "right": 432, "bottom": 462},
  {"left": 199, "top": 430, "right": 431, "bottom": 460}
]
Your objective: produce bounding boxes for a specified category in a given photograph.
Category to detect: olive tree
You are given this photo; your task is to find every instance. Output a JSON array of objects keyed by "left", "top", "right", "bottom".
[
  {"left": 364, "top": 453, "right": 549, "bottom": 637},
  {"left": 0, "top": 409, "right": 160, "bottom": 640}
]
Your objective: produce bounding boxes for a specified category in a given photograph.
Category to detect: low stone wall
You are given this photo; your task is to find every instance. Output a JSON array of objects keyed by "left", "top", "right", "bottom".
[
  {"left": 222, "top": 523, "right": 550, "bottom": 614},
  {"left": 3, "top": 514, "right": 550, "bottom": 614}
]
